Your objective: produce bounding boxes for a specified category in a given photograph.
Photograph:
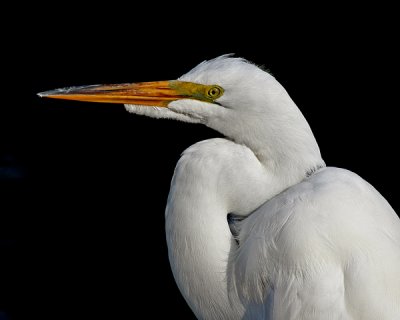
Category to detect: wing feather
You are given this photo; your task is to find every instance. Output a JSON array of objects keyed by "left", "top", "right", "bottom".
[{"left": 229, "top": 167, "right": 400, "bottom": 319}]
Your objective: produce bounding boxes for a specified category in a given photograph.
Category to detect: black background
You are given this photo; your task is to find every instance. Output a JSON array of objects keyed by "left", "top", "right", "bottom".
[{"left": 1, "top": 3, "right": 398, "bottom": 319}]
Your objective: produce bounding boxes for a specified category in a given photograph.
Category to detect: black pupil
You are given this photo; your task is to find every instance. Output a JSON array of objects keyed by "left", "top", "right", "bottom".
[{"left": 210, "top": 88, "right": 218, "bottom": 96}]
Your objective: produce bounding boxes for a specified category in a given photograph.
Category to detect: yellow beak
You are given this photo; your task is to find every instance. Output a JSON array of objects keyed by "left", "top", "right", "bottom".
[
  {"left": 38, "top": 80, "right": 224, "bottom": 107},
  {"left": 38, "top": 81, "right": 190, "bottom": 107}
]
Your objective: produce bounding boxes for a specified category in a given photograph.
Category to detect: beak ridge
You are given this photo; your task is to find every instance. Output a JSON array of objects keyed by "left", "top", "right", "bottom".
[{"left": 38, "top": 81, "right": 182, "bottom": 107}]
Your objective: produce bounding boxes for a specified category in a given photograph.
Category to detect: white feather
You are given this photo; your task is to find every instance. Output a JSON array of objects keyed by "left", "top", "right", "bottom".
[{"left": 126, "top": 55, "right": 400, "bottom": 319}]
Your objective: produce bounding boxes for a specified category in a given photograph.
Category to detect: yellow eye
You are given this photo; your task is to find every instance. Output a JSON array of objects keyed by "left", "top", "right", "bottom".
[{"left": 207, "top": 86, "right": 223, "bottom": 99}]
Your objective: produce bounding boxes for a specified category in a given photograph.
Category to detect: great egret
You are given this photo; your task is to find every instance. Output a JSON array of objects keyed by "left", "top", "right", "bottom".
[{"left": 39, "top": 55, "right": 400, "bottom": 319}]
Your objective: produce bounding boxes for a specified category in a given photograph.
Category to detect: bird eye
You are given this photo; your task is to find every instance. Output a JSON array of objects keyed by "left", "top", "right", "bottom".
[{"left": 207, "top": 86, "right": 223, "bottom": 99}]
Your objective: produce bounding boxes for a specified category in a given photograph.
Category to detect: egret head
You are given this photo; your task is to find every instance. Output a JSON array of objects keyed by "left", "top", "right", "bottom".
[
  {"left": 123, "top": 55, "right": 293, "bottom": 122},
  {"left": 39, "top": 54, "right": 322, "bottom": 171}
]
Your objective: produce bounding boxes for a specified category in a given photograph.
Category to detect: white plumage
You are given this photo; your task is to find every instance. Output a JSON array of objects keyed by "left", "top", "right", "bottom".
[{"left": 41, "top": 55, "right": 400, "bottom": 319}]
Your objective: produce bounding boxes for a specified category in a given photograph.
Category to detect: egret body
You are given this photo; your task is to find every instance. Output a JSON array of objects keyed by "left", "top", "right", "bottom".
[{"left": 39, "top": 55, "right": 400, "bottom": 319}]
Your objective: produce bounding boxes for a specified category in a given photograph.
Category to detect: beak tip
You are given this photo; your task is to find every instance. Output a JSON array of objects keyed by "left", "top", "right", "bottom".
[
  {"left": 37, "top": 85, "right": 103, "bottom": 99},
  {"left": 37, "top": 92, "right": 47, "bottom": 98},
  {"left": 37, "top": 89, "right": 64, "bottom": 98}
]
